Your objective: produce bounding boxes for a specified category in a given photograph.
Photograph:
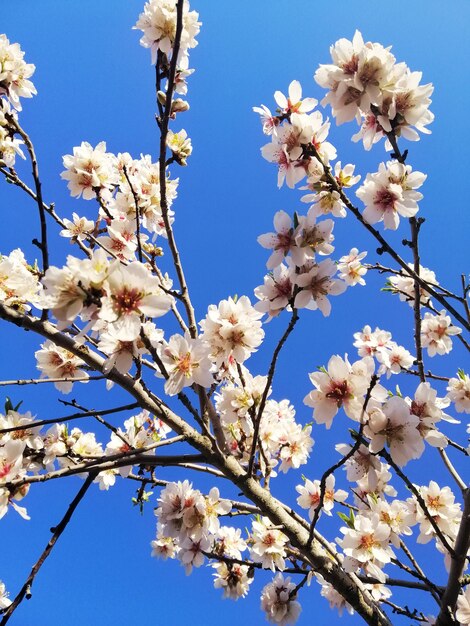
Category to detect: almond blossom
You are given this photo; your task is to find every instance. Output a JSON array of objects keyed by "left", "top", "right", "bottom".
[
  {"left": 134, "top": 0, "right": 201, "bottom": 66},
  {"left": 337, "top": 248, "right": 367, "bottom": 286},
  {"left": 0, "top": 35, "right": 36, "bottom": 110},
  {"left": 159, "top": 333, "right": 213, "bottom": 395},
  {"left": 61, "top": 141, "right": 118, "bottom": 200},
  {"left": 293, "top": 258, "right": 346, "bottom": 315},
  {"left": 254, "top": 263, "right": 294, "bottom": 319},
  {"left": 456, "top": 588, "right": 470, "bottom": 626},
  {"left": 99, "top": 261, "right": 172, "bottom": 341},
  {"left": 273, "top": 80, "right": 317, "bottom": 116},
  {"left": 388, "top": 263, "right": 438, "bottom": 306},
  {"left": 304, "top": 354, "right": 379, "bottom": 428},
  {"left": 0, "top": 248, "right": 41, "bottom": 310},
  {"left": 199, "top": 296, "right": 264, "bottom": 370},
  {"left": 408, "top": 381, "right": 454, "bottom": 448},
  {"left": 35, "top": 340, "right": 89, "bottom": 393},
  {"left": 257, "top": 210, "right": 300, "bottom": 269},
  {"left": 409, "top": 481, "right": 461, "bottom": 544},
  {"left": 59, "top": 213, "right": 95, "bottom": 242},
  {"left": 340, "top": 512, "right": 394, "bottom": 567},
  {"left": 420, "top": 311, "right": 462, "bottom": 357},
  {"left": 314, "top": 30, "right": 433, "bottom": 145},
  {"left": 213, "top": 562, "right": 253, "bottom": 600},
  {"left": 250, "top": 517, "right": 288, "bottom": 572},
  {"left": 364, "top": 395, "right": 424, "bottom": 466},
  {"left": 0, "top": 580, "right": 11, "bottom": 610},
  {"left": 356, "top": 161, "right": 426, "bottom": 230},
  {"left": 294, "top": 210, "right": 335, "bottom": 261},
  {"left": 261, "top": 574, "right": 301, "bottom": 626},
  {"left": 296, "top": 474, "right": 348, "bottom": 520},
  {"left": 446, "top": 372, "right": 470, "bottom": 414},
  {"left": 253, "top": 104, "right": 280, "bottom": 136}
]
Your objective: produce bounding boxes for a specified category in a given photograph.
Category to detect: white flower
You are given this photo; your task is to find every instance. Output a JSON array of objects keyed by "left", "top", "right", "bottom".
[
  {"left": 296, "top": 475, "right": 347, "bottom": 520},
  {"left": 254, "top": 263, "right": 294, "bottom": 319},
  {"left": 357, "top": 161, "right": 426, "bottom": 230},
  {"left": 61, "top": 141, "right": 118, "bottom": 200},
  {"left": 317, "top": 575, "right": 354, "bottom": 616},
  {"left": 261, "top": 130, "right": 305, "bottom": 189},
  {"left": 199, "top": 296, "right": 264, "bottom": 369},
  {"left": 59, "top": 213, "right": 95, "bottom": 241},
  {"left": 376, "top": 343, "right": 414, "bottom": 378},
  {"left": 294, "top": 258, "right": 346, "bottom": 315},
  {"left": 253, "top": 104, "right": 280, "bottom": 136},
  {"left": 304, "top": 355, "right": 378, "bottom": 428},
  {"left": 364, "top": 395, "right": 424, "bottom": 466},
  {"left": 388, "top": 263, "right": 438, "bottom": 306},
  {"left": 0, "top": 35, "right": 36, "bottom": 110},
  {"left": 213, "top": 562, "right": 253, "bottom": 600},
  {"left": 0, "top": 580, "right": 11, "bottom": 609},
  {"left": 261, "top": 574, "right": 301, "bottom": 626},
  {"left": 410, "top": 481, "right": 461, "bottom": 544},
  {"left": 166, "top": 129, "right": 192, "bottom": 164},
  {"left": 446, "top": 372, "right": 470, "bottom": 414},
  {"left": 340, "top": 512, "right": 393, "bottom": 566},
  {"left": 179, "top": 535, "right": 210, "bottom": 575},
  {"left": 338, "top": 248, "right": 367, "bottom": 286},
  {"left": 274, "top": 80, "right": 317, "bottom": 115},
  {"left": 98, "top": 327, "right": 149, "bottom": 375},
  {"left": 159, "top": 333, "right": 213, "bottom": 395},
  {"left": 151, "top": 531, "right": 179, "bottom": 560},
  {"left": 35, "top": 340, "right": 89, "bottom": 393},
  {"left": 456, "top": 588, "right": 470, "bottom": 625},
  {"left": 421, "top": 311, "right": 462, "bottom": 357},
  {"left": 99, "top": 261, "right": 172, "bottom": 341},
  {"left": 409, "top": 381, "right": 452, "bottom": 448},
  {"left": 294, "top": 210, "right": 335, "bottom": 261},
  {"left": 250, "top": 517, "right": 288, "bottom": 572},
  {"left": 257, "top": 211, "right": 301, "bottom": 269},
  {"left": 0, "top": 248, "right": 41, "bottom": 310},
  {"left": 134, "top": 0, "right": 201, "bottom": 65}
]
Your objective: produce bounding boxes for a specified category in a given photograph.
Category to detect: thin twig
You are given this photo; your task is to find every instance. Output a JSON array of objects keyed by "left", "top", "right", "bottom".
[
  {"left": 307, "top": 375, "right": 377, "bottom": 546},
  {"left": 0, "top": 401, "right": 140, "bottom": 435},
  {"left": 0, "top": 472, "right": 96, "bottom": 625},
  {"left": 157, "top": 0, "right": 198, "bottom": 338},
  {"left": 247, "top": 308, "right": 299, "bottom": 476}
]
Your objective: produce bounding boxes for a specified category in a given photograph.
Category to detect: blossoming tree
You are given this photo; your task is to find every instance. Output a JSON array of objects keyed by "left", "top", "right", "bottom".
[{"left": 0, "top": 1, "right": 468, "bottom": 625}]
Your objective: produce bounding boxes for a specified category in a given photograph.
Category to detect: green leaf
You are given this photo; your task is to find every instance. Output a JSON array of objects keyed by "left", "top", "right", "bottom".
[{"left": 4, "top": 397, "right": 23, "bottom": 414}]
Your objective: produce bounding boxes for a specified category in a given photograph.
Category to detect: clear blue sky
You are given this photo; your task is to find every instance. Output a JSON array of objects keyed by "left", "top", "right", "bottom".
[{"left": 1, "top": 1, "right": 469, "bottom": 625}]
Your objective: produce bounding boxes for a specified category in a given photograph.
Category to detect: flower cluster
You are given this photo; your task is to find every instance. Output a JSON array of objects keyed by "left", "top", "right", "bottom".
[
  {"left": 0, "top": 403, "right": 172, "bottom": 519},
  {"left": 387, "top": 263, "right": 438, "bottom": 306},
  {"left": 0, "top": 35, "right": 36, "bottom": 110},
  {"left": 0, "top": 580, "right": 11, "bottom": 610},
  {"left": 255, "top": 209, "right": 348, "bottom": 317},
  {"left": 0, "top": 249, "right": 41, "bottom": 311},
  {"left": 60, "top": 145, "right": 180, "bottom": 243},
  {"left": 353, "top": 325, "right": 414, "bottom": 378},
  {"left": 215, "top": 369, "right": 313, "bottom": 475},
  {"left": 356, "top": 161, "right": 426, "bottom": 230},
  {"left": 199, "top": 296, "right": 264, "bottom": 371},
  {"left": 315, "top": 30, "right": 433, "bottom": 148},
  {"left": 261, "top": 573, "right": 301, "bottom": 626},
  {"left": 134, "top": 0, "right": 200, "bottom": 67},
  {"left": 421, "top": 311, "right": 462, "bottom": 357},
  {"left": 152, "top": 481, "right": 234, "bottom": 574}
]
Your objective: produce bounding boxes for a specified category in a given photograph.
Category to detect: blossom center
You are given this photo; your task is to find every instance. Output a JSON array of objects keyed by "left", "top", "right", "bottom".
[{"left": 113, "top": 287, "right": 142, "bottom": 315}]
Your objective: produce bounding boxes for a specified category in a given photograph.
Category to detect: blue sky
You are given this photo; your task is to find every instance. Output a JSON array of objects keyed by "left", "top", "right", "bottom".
[{"left": 1, "top": 1, "right": 469, "bottom": 625}]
